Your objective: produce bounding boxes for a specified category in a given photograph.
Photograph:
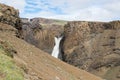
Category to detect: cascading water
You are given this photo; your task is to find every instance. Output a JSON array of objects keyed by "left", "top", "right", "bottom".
[{"left": 51, "top": 36, "right": 63, "bottom": 58}]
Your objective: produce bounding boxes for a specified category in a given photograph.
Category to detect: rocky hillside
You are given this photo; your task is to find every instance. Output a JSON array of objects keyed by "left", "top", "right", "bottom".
[
  {"left": 0, "top": 3, "right": 103, "bottom": 80},
  {"left": 63, "top": 21, "right": 120, "bottom": 80}
]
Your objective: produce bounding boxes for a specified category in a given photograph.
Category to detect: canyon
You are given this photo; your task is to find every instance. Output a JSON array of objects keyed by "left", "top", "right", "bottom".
[{"left": 0, "top": 3, "right": 120, "bottom": 80}]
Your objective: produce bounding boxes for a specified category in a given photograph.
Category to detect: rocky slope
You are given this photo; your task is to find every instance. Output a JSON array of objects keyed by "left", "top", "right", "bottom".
[
  {"left": 63, "top": 21, "right": 120, "bottom": 80},
  {"left": 0, "top": 3, "right": 103, "bottom": 80}
]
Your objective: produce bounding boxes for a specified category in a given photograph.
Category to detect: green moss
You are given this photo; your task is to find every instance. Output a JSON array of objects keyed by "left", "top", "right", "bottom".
[{"left": 0, "top": 49, "right": 24, "bottom": 80}]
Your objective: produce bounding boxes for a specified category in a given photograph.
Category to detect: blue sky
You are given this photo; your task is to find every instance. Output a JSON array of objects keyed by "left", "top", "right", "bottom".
[{"left": 1, "top": 0, "right": 120, "bottom": 21}]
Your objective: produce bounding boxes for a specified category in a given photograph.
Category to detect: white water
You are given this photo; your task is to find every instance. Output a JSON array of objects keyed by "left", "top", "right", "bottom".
[{"left": 51, "top": 36, "right": 63, "bottom": 58}]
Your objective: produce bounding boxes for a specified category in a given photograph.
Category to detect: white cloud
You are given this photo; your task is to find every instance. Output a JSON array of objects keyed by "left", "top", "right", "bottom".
[{"left": 1, "top": 0, "right": 120, "bottom": 21}]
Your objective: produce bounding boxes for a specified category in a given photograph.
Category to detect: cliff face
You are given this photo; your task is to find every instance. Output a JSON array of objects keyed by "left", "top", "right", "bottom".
[
  {"left": 21, "top": 18, "right": 66, "bottom": 53},
  {"left": 63, "top": 21, "right": 120, "bottom": 80}
]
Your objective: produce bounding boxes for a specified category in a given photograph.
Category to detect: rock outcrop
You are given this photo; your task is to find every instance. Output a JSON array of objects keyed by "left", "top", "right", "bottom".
[
  {"left": 0, "top": 3, "right": 22, "bottom": 38},
  {"left": 0, "top": 3, "right": 21, "bottom": 29},
  {"left": 63, "top": 21, "right": 120, "bottom": 80}
]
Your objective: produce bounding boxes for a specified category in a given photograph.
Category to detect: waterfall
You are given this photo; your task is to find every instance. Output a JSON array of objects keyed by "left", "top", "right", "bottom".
[{"left": 51, "top": 36, "right": 63, "bottom": 58}]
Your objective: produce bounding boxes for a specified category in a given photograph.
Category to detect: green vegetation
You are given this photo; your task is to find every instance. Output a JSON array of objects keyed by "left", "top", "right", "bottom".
[
  {"left": 40, "top": 19, "right": 67, "bottom": 28},
  {"left": 0, "top": 47, "right": 24, "bottom": 80},
  {"left": 53, "top": 20, "right": 67, "bottom": 25}
]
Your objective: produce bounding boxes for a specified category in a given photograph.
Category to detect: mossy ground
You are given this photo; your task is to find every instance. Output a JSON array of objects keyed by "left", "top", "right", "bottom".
[{"left": 0, "top": 48, "right": 24, "bottom": 80}]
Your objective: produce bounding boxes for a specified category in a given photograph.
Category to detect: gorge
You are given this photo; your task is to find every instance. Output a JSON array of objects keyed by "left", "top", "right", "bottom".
[
  {"left": 0, "top": 3, "right": 120, "bottom": 80},
  {"left": 20, "top": 18, "right": 120, "bottom": 80}
]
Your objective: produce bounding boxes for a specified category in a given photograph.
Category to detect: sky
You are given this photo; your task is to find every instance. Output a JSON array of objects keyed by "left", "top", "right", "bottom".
[{"left": 1, "top": 0, "right": 120, "bottom": 21}]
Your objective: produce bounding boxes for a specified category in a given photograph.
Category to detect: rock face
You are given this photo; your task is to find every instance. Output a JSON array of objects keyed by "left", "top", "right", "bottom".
[
  {"left": 0, "top": 3, "right": 21, "bottom": 29},
  {"left": 63, "top": 21, "right": 120, "bottom": 80},
  {"left": 21, "top": 18, "right": 66, "bottom": 53},
  {"left": 0, "top": 3, "right": 22, "bottom": 38}
]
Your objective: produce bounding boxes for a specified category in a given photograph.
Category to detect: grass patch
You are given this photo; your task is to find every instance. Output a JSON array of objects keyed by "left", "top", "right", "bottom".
[
  {"left": 52, "top": 20, "right": 67, "bottom": 25},
  {"left": 0, "top": 48, "right": 24, "bottom": 80},
  {"left": 40, "top": 20, "right": 67, "bottom": 28}
]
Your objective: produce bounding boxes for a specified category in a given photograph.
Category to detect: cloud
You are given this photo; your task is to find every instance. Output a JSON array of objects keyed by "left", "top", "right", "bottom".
[
  {"left": 1, "top": 0, "right": 26, "bottom": 13},
  {"left": 1, "top": 0, "right": 120, "bottom": 21}
]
